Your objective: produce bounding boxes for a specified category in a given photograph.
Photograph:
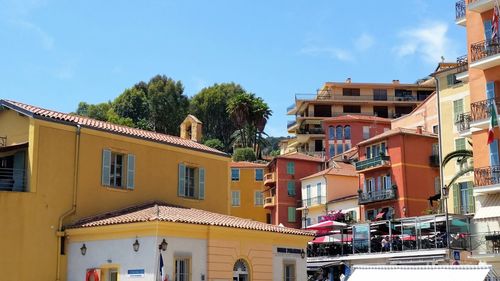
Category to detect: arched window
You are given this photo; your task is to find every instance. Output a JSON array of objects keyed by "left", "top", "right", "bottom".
[
  {"left": 233, "top": 259, "right": 250, "bottom": 281},
  {"left": 328, "top": 126, "right": 335, "bottom": 140},
  {"left": 336, "top": 126, "right": 343, "bottom": 140},
  {"left": 344, "top": 125, "right": 351, "bottom": 140}
]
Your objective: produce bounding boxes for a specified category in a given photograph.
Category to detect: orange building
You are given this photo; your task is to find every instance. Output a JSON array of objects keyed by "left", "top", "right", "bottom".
[
  {"left": 229, "top": 161, "right": 270, "bottom": 223},
  {"left": 391, "top": 91, "right": 438, "bottom": 133},
  {"left": 356, "top": 128, "right": 439, "bottom": 221}
]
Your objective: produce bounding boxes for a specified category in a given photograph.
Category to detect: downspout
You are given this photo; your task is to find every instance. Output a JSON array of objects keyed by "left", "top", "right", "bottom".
[
  {"left": 56, "top": 124, "right": 81, "bottom": 281},
  {"left": 402, "top": 134, "right": 409, "bottom": 218}
]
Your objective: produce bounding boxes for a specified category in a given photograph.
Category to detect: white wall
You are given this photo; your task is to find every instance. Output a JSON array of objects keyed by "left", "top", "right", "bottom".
[
  {"left": 301, "top": 176, "right": 326, "bottom": 202},
  {"left": 67, "top": 236, "right": 207, "bottom": 281},
  {"left": 327, "top": 198, "right": 360, "bottom": 221},
  {"left": 272, "top": 246, "right": 308, "bottom": 281}
]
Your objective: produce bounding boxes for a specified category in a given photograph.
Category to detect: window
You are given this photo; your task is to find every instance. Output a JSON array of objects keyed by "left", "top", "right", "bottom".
[
  {"left": 336, "top": 143, "right": 343, "bottom": 155},
  {"left": 447, "top": 74, "right": 459, "bottom": 86},
  {"left": 178, "top": 164, "right": 205, "bottom": 199},
  {"left": 343, "top": 105, "right": 361, "bottom": 113},
  {"left": 175, "top": 257, "right": 190, "bottom": 281},
  {"left": 365, "top": 210, "right": 376, "bottom": 221},
  {"left": 108, "top": 269, "right": 118, "bottom": 281},
  {"left": 336, "top": 126, "right": 343, "bottom": 140},
  {"left": 254, "top": 191, "right": 263, "bottom": 206},
  {"left": 329, "top": 126, "right": 335, "bottom": 140},
  {"left": 344, "top": 126, "right": 351, "bottom": 140},
  {"left": 255, "top": 169, "right": 263, "bottom": 181},
  {"left": 435, "top": 177, "right": 441, "bottom": 194},
  {"left": 382, "top": 175, "right": 392, "bottom": 190},
  {"left": 380, "top": 142, "right": 386, "bottom": 156},
  {"left": 288, "top": 181, "right": 296, "bottom": 196},
  {"left": 455, "top": 138, "right": 466, "bottom": 151},
  {"left": 232, "top": 191, "right": 241, "bottom": 206},
  {"left": 287, "top": 207, "right": 296, "bottom": 222},
  {"left": 305, "top": 184, "right": 311, "bottom": 205},
  {"left": 345, "top": 143, "right": 351, "bottom": 151},
  {"left": 231, "top": 168, "right": 240, "bottom": 181},
  {"left": 395, "top": 89, "right": 412, "bottom": 98},
  {"left": 453, "top": 99, "right": 464, "bottom": 120},
  {"left": 372, "top": 144, "right": 380, "bottom": 157},
  {"left": 316, "top": 183, "right": 322, "bottom": 200},
  {"left": 453, "top": 182, "right": 474, "bottom": 214},
  {"left": 365, "top": 178, "right": 375, "bottom": 193},
  {"left": 102, "top": 150, "right": 135, "bottom": 190},
  {"left": 373, "top": 89, "right": 388, "bottom": 101},
  {"left": 373, "top": 106, "right": 389, "bottom": 118},
  {"left": 362, "top": 126, "right": 370, "bottom": 140},
  {"left": 287, "top": 162, "right": 295, "bottom": 175},
  {"left": 366, "top": 146, "right": 371, "bottom": 159},
  {"left": 433, "top": 125, "right": 439, "bottom": 134},
  {"left": 284, "top": 263, "right": 296, "bottom": 281},
  {"left": 343, "top": 88, "right": 360, "bottom": 96},
  {"left": 329, "top": 144, "right": 335, "bottom": 157}
]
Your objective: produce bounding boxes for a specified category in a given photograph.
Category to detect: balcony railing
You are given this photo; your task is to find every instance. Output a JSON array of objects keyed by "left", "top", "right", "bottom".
[
  {"left": 287, "top": 103, "right": 296, "bottom": 112},
  {"left": 355, "top": 155, "right": 390, "bottom": 171},
  {"left": 300, "top": 196, "right": 326, "bottom": 208},
  {"left": 429, "top": 155, "right": 440, "bottom": 167},
  {"left": 471, "top": 38, "right": 500, "bottom": 63},
  {"left": 263, "top": 196, "right": 275, "bottom": 208},
  {"left": 296, "top": 93, "right": 422, "bottom": 103},
  {"left": 474, "top": 166, "right": 500, "bottom": 187},
  {"left": 471, "top": 98, "right": 500, "bottom": 121},
  {"left": 287, "top": 120, "right": 297, "bottom": 129},
  {"left": 456, "top": 54, "right": 469, "bottom": 73},
  {"left": 358, "top": 188, "right": 396, "bottom": 204},
  {"left": 456, "top": 0, "right": 466, "bottom": 21},
  {"left": 455, "top": 112, "right": 471, "bottom": 132},
  {"left": 297, "top": 128, "right": 324, "bottom": 135},
  {"left": 0, "top": 168, "right": 27, "bottom": 192},
  {"left": 264, "top": 172, "right": 276, "bottom": 186}
]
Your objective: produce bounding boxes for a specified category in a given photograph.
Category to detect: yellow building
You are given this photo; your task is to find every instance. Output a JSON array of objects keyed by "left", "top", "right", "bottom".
[
  {"left": 0, "top": 99, "right": 231, "bottom": 281},
  {"left": 433, "top": 62, "right": 474, "bottom": 215},
  {"left": 230, "top": 161, "right": 270, "bottom": 223}
]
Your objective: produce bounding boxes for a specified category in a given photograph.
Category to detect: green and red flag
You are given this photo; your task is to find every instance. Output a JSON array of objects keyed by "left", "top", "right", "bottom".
[{"left": 488, "top": 102, "right": 499, "bottom": 145}]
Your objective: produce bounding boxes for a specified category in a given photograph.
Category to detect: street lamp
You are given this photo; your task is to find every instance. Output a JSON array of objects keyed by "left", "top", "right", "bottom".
[
  {"left": 133, "top": 239, "right": 140, "bottom": 252},
  {"left": 158, "top": 239, "right": 168, "bottom": 251},
  {"left": 80, "top": 243, "right": 87, "bottom": 256}
]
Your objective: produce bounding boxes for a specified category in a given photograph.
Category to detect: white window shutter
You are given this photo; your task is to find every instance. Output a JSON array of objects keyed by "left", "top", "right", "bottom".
[
  {"left": 198, "top": 167, "right": 205, "bottom": 199},
  {"left": 102, "top": 149, "right": 111, "bottom": 186},
  {"left": 126, "top": 154, "right": 135, "bottom": 190},
  {"left": 178, "top": 163, "right": 186, "bottom": 197}
]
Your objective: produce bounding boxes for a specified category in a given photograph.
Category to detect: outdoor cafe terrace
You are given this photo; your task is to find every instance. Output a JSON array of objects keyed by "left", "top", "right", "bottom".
[{"left": 306, "top": 214, "right": 471, "bottom": 259}]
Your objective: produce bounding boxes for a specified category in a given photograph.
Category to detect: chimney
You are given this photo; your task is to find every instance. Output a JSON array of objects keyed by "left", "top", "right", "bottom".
[
  {"left": 180, "top": 115, "right": 203, "bottom": 142},
  {"left": 392, "top": 79, "right": 400, "bottom": 84},
  {"left": 416, "top": 126, "right": 423, "bottom": 134},
  {"left": 346, "top": 78, "right": 352, "bottom": 83}
]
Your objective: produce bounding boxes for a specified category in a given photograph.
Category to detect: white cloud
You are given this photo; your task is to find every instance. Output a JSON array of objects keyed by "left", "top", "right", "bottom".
[
  {"left": 299, "top": 46, "right": 354, "bottom": 62},
  {"left": 12, "top": 19, "right": 54, "bottom": 50},
  {"left": 355, "top": 33, "right": 375, "bottom": 51},
  {"left": 394, "top": 21, "right": 457, "bottom": 64}
]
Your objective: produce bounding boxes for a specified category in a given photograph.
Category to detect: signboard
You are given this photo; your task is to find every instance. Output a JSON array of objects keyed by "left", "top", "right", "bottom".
[
  {"left": 353, "top": 224, "right": 370, "bottom": 253},
  {"left": 453, "top": 250, "right": 461, "bottom": 261},
  {"left": 128, "top": 269, "right": 145, "bottom": 278}
]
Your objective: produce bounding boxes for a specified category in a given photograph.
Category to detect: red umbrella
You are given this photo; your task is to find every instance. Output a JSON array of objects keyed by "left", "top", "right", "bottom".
[{"left": 305, "top": 220, "right": 347, "bottom": 231}]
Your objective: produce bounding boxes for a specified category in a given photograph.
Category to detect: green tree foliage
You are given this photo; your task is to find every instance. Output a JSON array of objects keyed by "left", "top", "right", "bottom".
[
  {"left": 75, "top": 102, "right": 112, "bottom": 121},
  {"left": 232, "top": 147, "right": 257, "bottom": 162},
  {"left": 203, "top": 138, "right": 224, "bottom": 151}
]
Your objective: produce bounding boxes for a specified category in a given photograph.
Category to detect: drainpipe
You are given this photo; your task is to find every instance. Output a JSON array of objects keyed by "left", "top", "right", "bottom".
[
  {"left": 56, "top": 124, "right": 81, "bottom": 281},
  {"left": 433, "top": 76, "right": 451, "bottom": 250}
]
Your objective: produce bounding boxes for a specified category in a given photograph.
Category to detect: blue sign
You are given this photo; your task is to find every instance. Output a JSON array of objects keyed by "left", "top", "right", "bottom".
[
  {"left": 128, "top": 269, "right": 145, "bottom": 277},
  {"left": 453, "top": 250, "right": 460, "bottom": 261}
]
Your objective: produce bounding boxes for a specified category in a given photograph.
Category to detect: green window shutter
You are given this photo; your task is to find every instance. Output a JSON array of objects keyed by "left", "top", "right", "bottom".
[
  {"left": 288, "top": 207, "right": 296, "bottom": 222},
  {"left": 452, "top": 184, "right": 460, "bottom": 214},
  {"left": 288, "top": 181, "right": 296, "bottom": 196},
  {"left": 467, "top": 181, "right": 475, "bottom": 213},
  {"left": 455, "top": 138, "right": 466, "bottom": 151},
  {"left": 126, "top": 154, "right": 135, "bottom": 190},
  {"left": 178, "top": 163, "right": 186, "bottom": 197},
  {"left": 287, "top": 162, "right": 295, "bottom": 175},
  {"left": 198, "top": 167, "right": 205, "bottom": 200},
  {"left": 453, "top": 99, "right": 464, "bottom": 119},
  {"left": 102, "top": 149, "right": 111, "bottom": 186}
]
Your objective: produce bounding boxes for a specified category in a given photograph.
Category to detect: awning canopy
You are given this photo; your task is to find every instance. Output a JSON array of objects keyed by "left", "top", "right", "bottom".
[
  {"left": 348, "top": 265, "right": 491, "bottom": 281},
  {"left": 307, "top": 261, "right": 341, "bottom": 270},
  {"left": 474, "top": 194, "right": 500, "bottom": 220},
  {"left": 305, "top": 220, "right": 347, "bottom": 231}
]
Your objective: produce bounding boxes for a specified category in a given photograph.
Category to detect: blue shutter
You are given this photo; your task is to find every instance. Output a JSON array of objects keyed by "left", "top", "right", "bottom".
[
  {"left": 198, "top": 167, "right": 205, "bottom": 199},
  {"left": 485, "top": 20, "right": 493, "bottom": 42},
  {"left": 13, "top": 150, "right": 26, "bottom": 191},
  {"left": 126, "top": 154, "right": 135, "bottom": 190},
  {"left": 178, "top": 163, "right": 186, "bottom": 197},
  {"left": 102, "top": 149, "right": 111, "bottom": 186}
]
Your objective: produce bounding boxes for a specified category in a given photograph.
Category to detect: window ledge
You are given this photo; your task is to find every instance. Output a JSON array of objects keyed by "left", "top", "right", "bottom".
[{"left": 104, "top": 186, "right": 132, "bottom": 192}]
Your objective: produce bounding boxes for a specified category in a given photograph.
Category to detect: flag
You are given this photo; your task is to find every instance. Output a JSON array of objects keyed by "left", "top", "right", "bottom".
[
  {"left": 488, "top": 102, "right": 499, "bottom": 145},
  {"left": 493, "top": 1, "right": 499, "bottom": 41},
  {"left": 158, "top": 253, "right": 165, "bottom": 281}
]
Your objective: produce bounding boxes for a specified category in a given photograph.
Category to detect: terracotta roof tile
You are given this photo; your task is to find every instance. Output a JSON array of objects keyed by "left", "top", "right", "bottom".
[
  {"left": 1, "top": 100, "right": 227, "bottom": 157},
  {"left": 230, "top": 161, "right": 268, "bottom": 168},
  {"left": 357, "top": 127, "right": 437, "bottom": 147},
  {"left": 67, "top": 201, "right": 314, "bottom": 236},
  {"left": 276, "top": 152, "right": 324, "bottom": 162},
  {"left": 300, "top": 162, "right": 356, "bottom": 180}
]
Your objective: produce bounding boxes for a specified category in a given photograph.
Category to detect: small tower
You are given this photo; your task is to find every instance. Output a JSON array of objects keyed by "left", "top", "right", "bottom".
[{"left": 180, "top": 115, "right": 203, "bottom": 142}]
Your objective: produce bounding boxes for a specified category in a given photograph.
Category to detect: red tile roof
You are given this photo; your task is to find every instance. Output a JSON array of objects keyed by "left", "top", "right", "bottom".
[
  {"left": 275, "top": 152, "right": 324, "bottom": 162},
  {"left": 67, "top": 201, "right": 314, "bottom": 236},
  {"left": 357, "top": 127, "right": 437, "bottom": 147},
  {"left": 301, "top": 161, "right": 357, "bottom": 180},
  {"left": 230, "top": 161, "right": 268, "bottom": 168},
  {"left": 1, "top": 100, "right": 227, "bottom": 157}
]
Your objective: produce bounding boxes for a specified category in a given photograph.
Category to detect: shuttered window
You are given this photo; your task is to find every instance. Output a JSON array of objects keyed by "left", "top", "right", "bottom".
[
  {"left": 255, "top": 169, "right": 264, "bottom": 181},
  {"left": 254, "top": 191, "right": 263, "bottom": 206},
  {"left": 198, "top": 167, "right": 205, "bottom": 199},
  {"left": 287, "top": 207, "right": 296, "bottom": 222},
  {"left": 287, "top": 162, "right": 295, "bottom": 175},
  {"left": 231, "top": 191, "right": 240, "bottom": 206},
  {"left": 178, "top": 163, "right": 205, "bottom": 200},
  {"left": 102, "top": 149, "right": 111, "bottom": 186},
  {"left": 453, "top": 99, "right": 464, "bottom": 120},
  {"left": 126, "top": 154, "right": 135, "bottom": 190},
  {"left": 287, "top": 181, "right": 296, "bottom": 196}
]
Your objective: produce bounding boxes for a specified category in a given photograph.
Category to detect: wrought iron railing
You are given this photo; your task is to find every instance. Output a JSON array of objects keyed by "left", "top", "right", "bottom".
[
  {"left": 355, "top": 155, "right": 390, "bottom": 171},
  {"left": 471, "top": 98, "right": 500, "bottom": 121},
  {"left": 471, "top": 38, "right": 500, "bottom": 62},
  {"left": 359, "top": 188, "right": 396, "bottom": 204},
  {"left": 456, "top": 0, "right": 466, "bottom": 21},
  {"left": 297, "top": 128, "right": 324, "bottom": 134},
  {"left": 474, "top": 165, "right": 500, "bottom": 187},
  {"left": 456, "top": 54, "right": 469, "bottom": 73},
  {"left": 296, "top": 93, "right": 421, "bottom": 102},
  {"left": 300, "top": 196, "right": 326, "bottom": 208},
  {"left": 0, "top": 168, "right": 27, "bottom": 191},
  {"left": 455, "top": 112, "right": 471, "bottom": 131}
]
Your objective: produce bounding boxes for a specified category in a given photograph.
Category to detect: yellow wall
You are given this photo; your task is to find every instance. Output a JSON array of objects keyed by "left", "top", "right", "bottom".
[
  {"left": 436, "top": 72, "right": 472, "bottom": 213},
  {"left": 230, "top": 166, "right": 269, "bottom": 222},
  {"left": 0, "top": 108, "right": 30, "bottom": 145},
  {"left": 0, "top": 110, "right": 231, "bottom": 281}
]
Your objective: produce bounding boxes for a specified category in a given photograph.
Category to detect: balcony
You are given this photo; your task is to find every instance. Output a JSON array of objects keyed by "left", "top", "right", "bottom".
[
  {"left": 263, "top": 196, "right": 275, "bottom": 209},
  {"left": 300, "top": 196, "right": 326, "bottom": 208},
  {"left": 469, "top": 98, "right": 500, "bottom": 130},
  {"left": 297, "top": 127, "right": 324, "bottom": 135},
  {"left": 264, "top": 172, "right": 276, "bottom": 186},
  {"left": 286, "top": 103, "right": 296, "bottom": 113},
  {"left": 355, "top": 155, "right": 390, "bottom": 171},
  {"left": 469, "top": 232, "right": 500, "bottom": 260},
  {"left": 470, "top": 38, "right": 500, "bottom": 69},
  {"left": 455, "top": 0, "right": 466, "bottom": 26},
  {"left": 468, "top": 0, "right": 495, "bottom": 13},
  {"left": 455, "top": 112, "right": 472, "bottom": 135},
  {"left": 429, "top": 155, "right": 440, "bottom": 167},
  {"left": 0, "top": 168, "right": 27, "bottom": 192},
  {"left": 455, "top": 55, "right": 469, "bottom": 81},
  {"left": 474, "top": 166, "right": 500, "bottom": 194},
  {"left": 358, "top": 188, "right": 397, "bottom": 204},
  {"left": 287, "top": 120, "right": 297, "bottom": 129}
]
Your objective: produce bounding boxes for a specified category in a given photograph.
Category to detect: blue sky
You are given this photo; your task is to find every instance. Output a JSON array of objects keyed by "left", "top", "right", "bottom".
[{"left": 0, "top": 0, "right": 465, "bottom": 137}]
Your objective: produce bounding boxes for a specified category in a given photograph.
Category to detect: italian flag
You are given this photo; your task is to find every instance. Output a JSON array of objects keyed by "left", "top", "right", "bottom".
[{"left": 488, "top": 102, "right": 499, "bottom": 145}]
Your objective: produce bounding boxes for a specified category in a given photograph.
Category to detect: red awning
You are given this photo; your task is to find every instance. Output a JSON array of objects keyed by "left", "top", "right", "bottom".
[
  {"left": 311, "top": 234, "right": 352, "bottom": 244},
  {"left": 305, "top": 220, "right": 347, "bottom": 231},
  {"left": 375, "top": 212, "right": 385, "bottom": 220}
]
